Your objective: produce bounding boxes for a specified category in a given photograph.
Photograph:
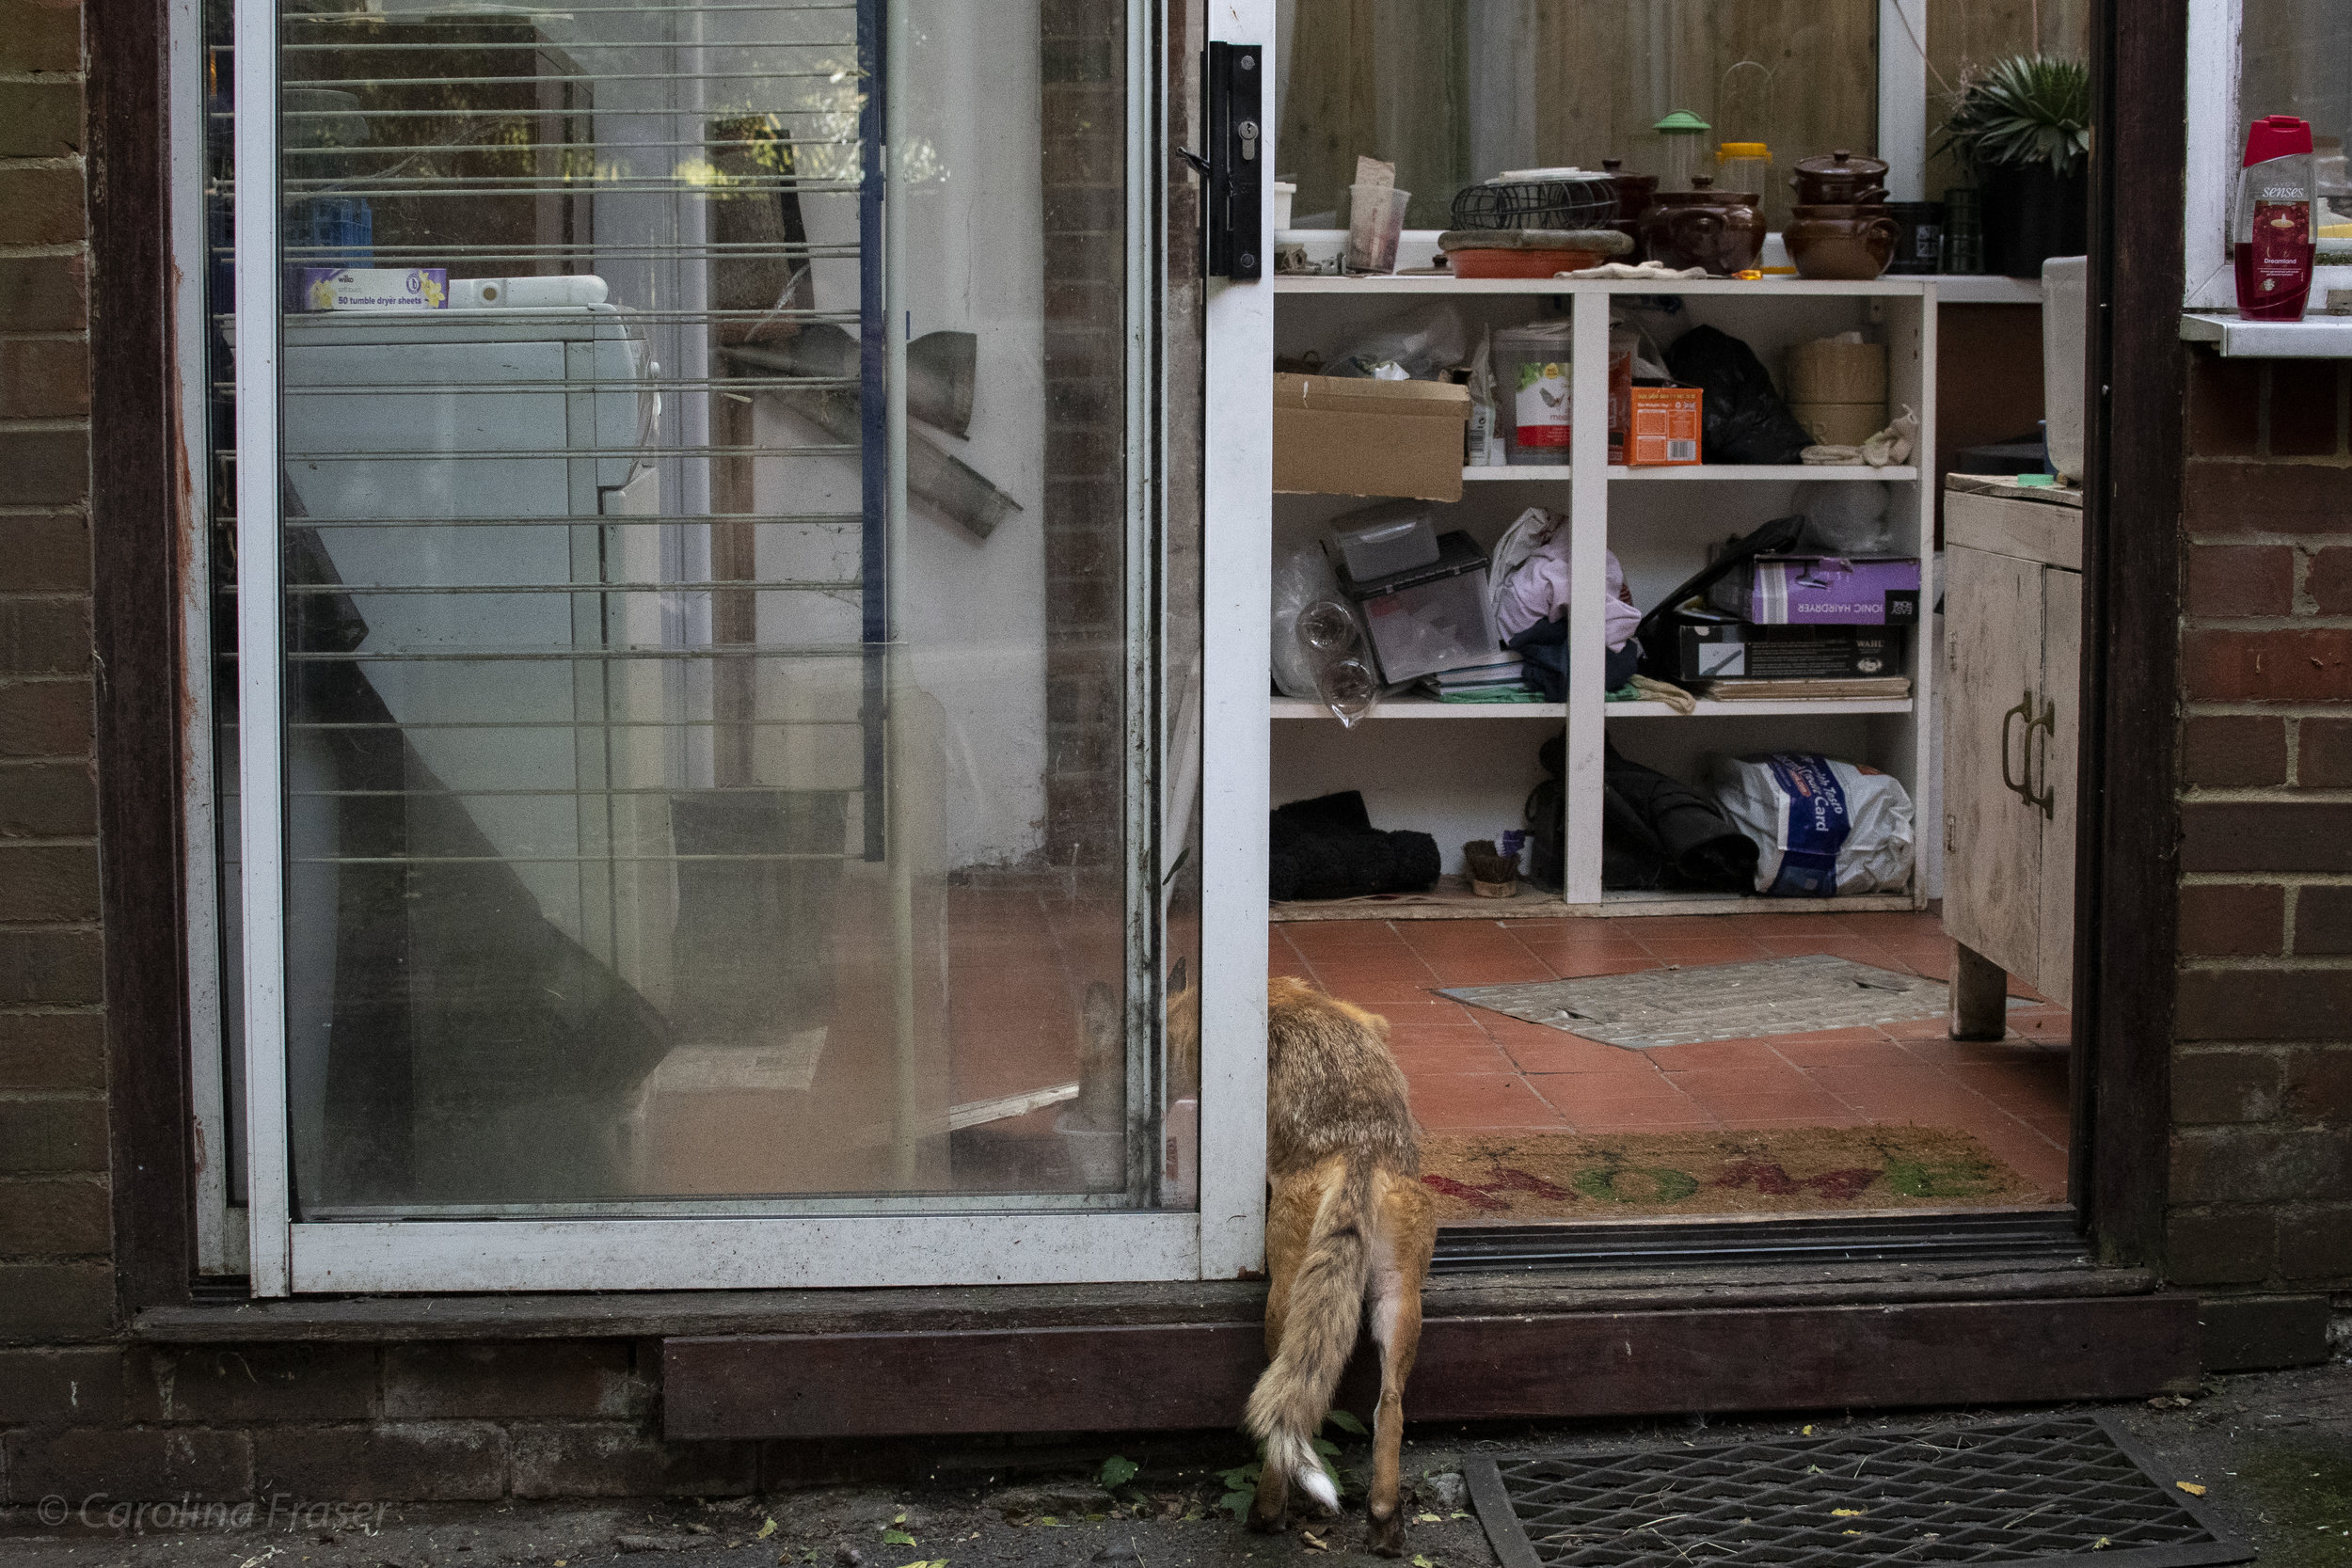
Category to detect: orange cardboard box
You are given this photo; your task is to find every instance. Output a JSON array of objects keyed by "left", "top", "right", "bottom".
[{"left": 1625, "top": 386, "right": 1704, "bottom": 467}]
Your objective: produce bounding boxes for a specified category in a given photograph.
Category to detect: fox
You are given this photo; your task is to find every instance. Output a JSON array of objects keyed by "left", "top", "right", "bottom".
[{"left": 1117, "top": 972, "right": 1433, "bottom": 1554}]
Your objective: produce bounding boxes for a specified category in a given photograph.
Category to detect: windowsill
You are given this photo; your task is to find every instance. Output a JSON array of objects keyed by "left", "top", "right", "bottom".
[
  {"left": 135, "top": 1253, "right": 2143, "bottom": 1342},
  {"left": 2181, "top": 309, "right": 2352, "bottom": 356}
]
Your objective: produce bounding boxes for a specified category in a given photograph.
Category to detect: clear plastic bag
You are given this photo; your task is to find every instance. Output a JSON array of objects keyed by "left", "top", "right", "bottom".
[{"left": 1271, "top": 544, "right": 1380, "bottom": 725}]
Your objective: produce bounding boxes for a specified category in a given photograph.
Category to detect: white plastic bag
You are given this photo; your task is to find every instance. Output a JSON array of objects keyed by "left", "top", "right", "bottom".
[
  {"left": 1705, "top": 752, "right": 1915, "bottom": 896},
  {"left": 1271, "top": 543, "right": 1347, "bottom": 699}
]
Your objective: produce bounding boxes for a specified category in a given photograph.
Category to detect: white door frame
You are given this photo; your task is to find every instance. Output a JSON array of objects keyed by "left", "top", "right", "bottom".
[{"left": 224, "top": 0, "right": 1274, "bottom": 1294}]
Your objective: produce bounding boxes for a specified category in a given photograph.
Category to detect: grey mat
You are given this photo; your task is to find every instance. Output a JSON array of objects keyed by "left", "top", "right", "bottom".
[{"left": 1438, "top": 954, "right": 1952, "bottom": 1050}]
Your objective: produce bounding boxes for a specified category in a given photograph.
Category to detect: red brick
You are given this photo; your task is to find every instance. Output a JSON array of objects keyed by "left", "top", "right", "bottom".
[
  {"left": 508, "top": 1424, "right": 759, "bottom": 1499},
  {"left": 3, "top": 1429, "right": 250, "bottom": 1505},
  {"left": 2267, "top": 359, "right": 2344, "bottom": 457},
  {"left": 0, "top": 0, "right": 81, "bottom": 73},
  {"left": 2277, "top": 1204, "right": 2352, "bottom": 1278},
  {"left": 2283, "top": 1047, "right": 2352, "bottom": 1120},
  {"left": 0, "top": 1261, "right": 114, "bottom": 1338},
  {"left": 2302, "top": 718, "right": 2352, "bottom": 786},
  {"left": 0, "top": 514, "right": 89, "bottom": 592},
  {"left": 0, "top": 80, "right": 80, "bottom": 159},
  {"left": 2181, "top": 716, "right": 2289, "bottom": 786},
  {"left": 0, "top": 1346, "right": 124, "bottom": 1424},
  {"left": 0, "top": 256, "right": 86, "bottom": 332},
  {"left": 0, "top": 842, "right": 98, "bottom": 920},
  {"left": 0, "top": 678, "right": 90, "bottom": 756},
  {"left": 2170, "top": 1126, "right": 2352, "bottom": 1202},
  {"left": 0, "top": 1095, "right": 103, "bottom": 1172},
  {"left": 2185, "top": 544, "right": 2294, "bottom": 616},
  {"left": 0, "top": 929, "right": 106, "bottom": 1006},
  {"left": 0, "top": 597, "right": 90, "bottom": 675},
  {"left": 0, "top": 760, "right": 95, "bottom": 837},
  {"left": 2176, "top": 966, "right": 2352, "bottom": 1038},
  {"left": 2170, "top": 1048, "right": 2282, "bottom": 1122},
  {"left": 2297, "top": 885, "right": 2352, "bottom": 955},
  {"left": 2162, "top": 1205, "right": 2274, "bottom": 1284},
  {"left": 2177, "top": 883, "right": 2285, "bottom": 956},
  {"left": 2184, "top": 459, "right": 2352, "bottom": 534},
  {"left": 0, "top": 430, "right": 88, "bottom": 508},
  {"left": 0, "top": 1011, "right": 103, "bottom": 1088},
  {"left": 383, "top": 1341, "right": 647, "bottom": 1420},
  {"left": 2182, "top": 627, "right": 2352, "bottom": 702},
  {"left": 133, "top": 1345, "right": 378, "bottom": 1424},
  {"left": 2186, "top": 356, "right": 2261, "bottom": 457},
  {"left": 0, "top": 164, "right": 87, "bottom": 245},
  {"left": 0, "top": 341, "right": 88, "bottom": 420},
  {"left": 0, "top": 1175, "right": 108, "bottom": 1253},
  {"left": 2180, "top": 801, "right": 2352, "bottom": 872},
  {"left": 253, "top": 1422, "right": 506, "bottom": 1503},
  {"left": 2309, "top": 546, "right": 2352, "bottom": 614}
]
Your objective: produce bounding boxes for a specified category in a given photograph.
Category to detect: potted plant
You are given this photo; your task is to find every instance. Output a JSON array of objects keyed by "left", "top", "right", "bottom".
[{"left": 1938, "top": 55, "right": 2092, "bottom": 277}]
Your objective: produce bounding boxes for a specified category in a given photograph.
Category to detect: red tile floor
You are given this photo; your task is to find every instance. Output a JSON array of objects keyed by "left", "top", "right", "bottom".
[{"left": 1270, "top": 909, "right": 2074, "bottom": 1198}]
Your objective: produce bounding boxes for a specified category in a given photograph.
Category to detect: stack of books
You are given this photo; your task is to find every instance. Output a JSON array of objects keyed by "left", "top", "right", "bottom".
[{"left": 1416, "top": 657, "right": 1536, "bottom": 704}]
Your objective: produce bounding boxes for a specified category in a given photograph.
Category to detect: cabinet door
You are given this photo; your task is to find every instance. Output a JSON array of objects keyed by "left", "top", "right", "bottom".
[
  {"left": 2036, "top": 565, "right": 2082, "bottom": 1006},
  {"left": 1943, "top": 544, "right": 2047, "bottom": 982}
]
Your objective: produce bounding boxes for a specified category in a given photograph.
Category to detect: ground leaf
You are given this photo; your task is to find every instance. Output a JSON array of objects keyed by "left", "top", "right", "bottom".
[
  {"left": 1100, "top": 1456, "right": 1140, "bottom": 1489},
  {"left": 882, "top": 1529, "right": 918, "bottom": 1547},
  {"left": 757, "top": 1520, "right": 778, "bottom": 1541},
  {"left": 2177, "top": 1483, "right": 2207, "bottom": 1497}
]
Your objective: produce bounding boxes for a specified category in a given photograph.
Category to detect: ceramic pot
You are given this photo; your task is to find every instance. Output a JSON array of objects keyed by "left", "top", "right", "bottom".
[
  {"left": 1639, "top": 178, "right": 1765, "bottom": 276},
  {"left": 1600, "top": 159, "right": 1659, "bottom": 260},
  {"left": 1790, "top": 149, "right": 1891, "bottom": 206},
  {"left": 1786, "top": 208, "right": 1903, "bottom": 280}
]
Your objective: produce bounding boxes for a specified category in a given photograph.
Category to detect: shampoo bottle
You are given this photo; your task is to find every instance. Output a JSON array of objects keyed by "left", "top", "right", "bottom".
[{"left": 2235, "top": 114, "right": 2315, "bottom": 321}]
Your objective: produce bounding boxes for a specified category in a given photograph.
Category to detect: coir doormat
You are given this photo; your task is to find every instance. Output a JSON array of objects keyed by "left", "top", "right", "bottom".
[
  {"left": 1421, "top": 1126, "right": 2049, "bottom": 1221},
  {"left": 1438, "top": 955, "right": 1949, "bottom": 1049}
]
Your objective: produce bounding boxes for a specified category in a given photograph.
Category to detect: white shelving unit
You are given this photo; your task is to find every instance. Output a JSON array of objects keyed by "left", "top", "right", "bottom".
[{"left": 1270, "top": 277, "right": 1936, "bottom": 915}]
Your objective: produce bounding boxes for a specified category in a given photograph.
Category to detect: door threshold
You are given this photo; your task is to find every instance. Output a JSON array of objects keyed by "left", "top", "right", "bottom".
[{"left": 1433, "top": 1209, "right": 2085, "bottom": 1275}]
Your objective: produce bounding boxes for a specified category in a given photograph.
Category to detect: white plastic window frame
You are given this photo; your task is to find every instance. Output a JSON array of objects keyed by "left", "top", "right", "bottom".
[{"left": 189, "top": 0, "right": 1273, "bottom": 1295}]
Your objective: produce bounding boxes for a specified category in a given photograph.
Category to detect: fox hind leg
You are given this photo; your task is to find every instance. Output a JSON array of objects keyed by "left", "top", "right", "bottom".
[{"left": 1365, "top": 1183, "right": 1434, "bottom": 1558}]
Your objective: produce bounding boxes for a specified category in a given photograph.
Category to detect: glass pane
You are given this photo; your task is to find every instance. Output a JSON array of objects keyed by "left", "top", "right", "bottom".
[
  {"left": 1273, "top": 0, "right": 1877, "bottom": 233},
  {"left": 262, "top": 0, "right": 1195, "bottom": 1215},
  {"left": 2239, "top": 0, "right": 2352, "bottom": 198}
]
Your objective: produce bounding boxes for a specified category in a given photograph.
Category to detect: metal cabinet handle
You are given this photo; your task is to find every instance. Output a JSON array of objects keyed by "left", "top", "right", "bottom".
[
  {"left": 2000, "top": 691, "right": 2033, "bottom": 803},
  {"left": 2024, "top": 693, "right": 2058, "bottom": 820}
]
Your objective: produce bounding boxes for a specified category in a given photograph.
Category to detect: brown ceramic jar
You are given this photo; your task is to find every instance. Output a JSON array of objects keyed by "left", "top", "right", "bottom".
[
  {"left": 1601, "top": 158, "right": 1659, "bottom": 261},
  {"left": 1638, "top": 177, "right": 1766, "bottom": 276},
  {"left": 1789, "top": 149, "right": 1891, "bottom": 206},
  {"left": 1786, "top": 204, "right": 1902, "bottom": 279}
]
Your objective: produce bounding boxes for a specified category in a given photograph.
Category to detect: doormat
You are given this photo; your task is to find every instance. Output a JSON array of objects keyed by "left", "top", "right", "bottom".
[
  {"left": 1421, "top": 1127, "right": 2049, "bottom": 1221},
  {"left": 1439, "top": 955, "right": 1949, "bottom": 1049},
  {"left": 1468, "top": 1414, "right": 2252, "bottom": 1568}
]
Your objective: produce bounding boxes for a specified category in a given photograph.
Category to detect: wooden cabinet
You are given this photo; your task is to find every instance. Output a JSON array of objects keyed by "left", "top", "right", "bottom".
[{"left": 1941, "top": 479, "right": 2082, "bottom": 1023}]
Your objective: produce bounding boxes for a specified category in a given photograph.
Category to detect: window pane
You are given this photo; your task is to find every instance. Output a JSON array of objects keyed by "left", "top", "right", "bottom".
[
  {"left": 2240, "top": 0, "right": 2352, "bottom": 190},
  {"left": 262, "top": 0, "right": 1186, "bottom": 1215}
]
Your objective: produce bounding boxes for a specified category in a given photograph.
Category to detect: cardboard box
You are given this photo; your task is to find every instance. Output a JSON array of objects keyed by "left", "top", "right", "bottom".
[
  {"left": 1275, "top": 373, "right": 1470, "bottom": 501},
  {"left": 1624, "top": 385, "right": 1703, "bottom": 467},
  {"left": 1709, "top": 554, "right": 1923, "bottom": 626},
  {"left": 1673, "top": 620, "right": 1908, "bottom": 682}
]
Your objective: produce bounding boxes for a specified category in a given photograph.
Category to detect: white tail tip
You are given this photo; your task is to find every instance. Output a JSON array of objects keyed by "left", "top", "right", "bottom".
[{"left": 1297, "top": 1465, "right": 1340, "bottom": 1514}]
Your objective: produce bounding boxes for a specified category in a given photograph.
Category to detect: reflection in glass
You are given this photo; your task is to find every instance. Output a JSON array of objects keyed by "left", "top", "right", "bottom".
[{"left": 236, "top": 1, "right": 1194, "bottom": 1215}]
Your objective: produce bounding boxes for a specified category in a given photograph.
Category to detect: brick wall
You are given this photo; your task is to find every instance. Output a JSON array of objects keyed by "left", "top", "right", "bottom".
[
  {"left": 0, "top": 0, "right": 112, "bottom": 1348},
  {"left": 2169, "top": 348, "right": 2352, "bottom": 1295},
  {"left": 1037, "top": 0, "right": 1127, "bottom": 870}
]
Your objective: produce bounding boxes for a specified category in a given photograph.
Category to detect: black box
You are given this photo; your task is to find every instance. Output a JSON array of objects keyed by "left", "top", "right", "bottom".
[{"left": 1674, "top": 620, "right": 1906, "bottom": 682}]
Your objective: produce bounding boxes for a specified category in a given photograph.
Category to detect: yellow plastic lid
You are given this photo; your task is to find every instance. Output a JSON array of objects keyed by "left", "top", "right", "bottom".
[{"left": 1718, "top": 141, "right": 1771, "bottom": 160}]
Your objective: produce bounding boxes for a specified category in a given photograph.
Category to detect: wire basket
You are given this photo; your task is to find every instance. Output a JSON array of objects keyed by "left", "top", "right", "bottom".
[{"left": 1450, "top": 172, "right": 1619, "bottom": 231}]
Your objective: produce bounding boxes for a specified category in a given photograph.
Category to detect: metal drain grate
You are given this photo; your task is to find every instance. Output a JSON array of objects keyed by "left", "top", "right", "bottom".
[{"left": 1468, "top": 1415, "right": 2251, "bottom": 1568}]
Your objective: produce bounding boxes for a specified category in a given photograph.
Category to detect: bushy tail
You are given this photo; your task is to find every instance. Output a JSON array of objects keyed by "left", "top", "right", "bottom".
[{"left": 1245, "top": 1161, "right": 1375, "bottom": 1513}]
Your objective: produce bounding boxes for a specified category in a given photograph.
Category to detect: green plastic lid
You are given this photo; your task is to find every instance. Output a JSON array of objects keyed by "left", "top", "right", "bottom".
[{"left": 1654, "top": 111, "right": 1712, "bottom": 135}]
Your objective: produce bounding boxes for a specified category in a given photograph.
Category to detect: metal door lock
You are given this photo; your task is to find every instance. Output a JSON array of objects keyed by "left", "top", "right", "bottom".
[
  {"left": 1238, "top": 120, "right": 1259, "bottom": 162},
  {"left": 1202, "top": 42, "right": 1263, "bottom": 280}
]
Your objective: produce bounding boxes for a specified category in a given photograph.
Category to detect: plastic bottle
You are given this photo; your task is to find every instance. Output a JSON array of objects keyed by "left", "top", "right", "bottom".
[{"left": 2235, "top": 114, "right": 2316, "bottom": 321}]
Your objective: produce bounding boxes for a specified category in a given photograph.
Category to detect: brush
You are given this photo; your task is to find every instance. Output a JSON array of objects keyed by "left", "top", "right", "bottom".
[{"left": 1464, "top": 839, "right": 1519, "bottom": 897}]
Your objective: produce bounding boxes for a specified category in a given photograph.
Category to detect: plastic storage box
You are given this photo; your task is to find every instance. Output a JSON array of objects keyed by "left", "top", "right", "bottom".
[
  {"left": 1330, "top": 503, "right": 1441, "bottom": 581},
  {"left": 1332, "top": 530, "right": 1500, "bottom": 684}
]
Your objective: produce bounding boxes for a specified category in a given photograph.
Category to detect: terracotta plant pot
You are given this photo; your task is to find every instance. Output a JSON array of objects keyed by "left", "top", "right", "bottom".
[
  {"left": 1786, "top": 208, "right": 1903, "bottom": 280},
  {"left": 1790, "top": 149, "right": 1891, "bottom": 206},
  {"left": 1638, "top": 178, "right": 1765, "bottom": 276}
]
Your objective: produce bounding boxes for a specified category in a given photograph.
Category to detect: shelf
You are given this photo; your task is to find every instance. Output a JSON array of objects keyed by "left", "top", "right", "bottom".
[
  {"left": 1273, "top": 275, "right": 1935, "bottom": 298},
  {"left": 1272, "top": 696, "right": 1913, "bottom": 721},
  {"left": 1610, "top": 465, "right": 1915, "bottom": 483},
  {"left": 1931, "top": 276, "right": 2045, "bottom": 305},
  {"left": 1607, "top": 698, "right": 1915, "bottom": 718},
  {"left": 2180, "top": 311, "right": 2352, "bottom": 357},
  {"left": 1271, "top": 697, "right": 1565, "bottom": 721}
]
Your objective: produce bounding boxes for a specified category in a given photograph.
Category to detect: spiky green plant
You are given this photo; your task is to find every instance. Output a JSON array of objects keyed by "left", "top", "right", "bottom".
[{"left": 1937, "top": 55, "right": 2092, "bottom": 178}]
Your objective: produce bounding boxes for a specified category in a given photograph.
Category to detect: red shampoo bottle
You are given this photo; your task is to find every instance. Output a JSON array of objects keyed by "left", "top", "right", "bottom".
[{"left": 2235, "top": 114, "right": 2315, "bottom": 321}]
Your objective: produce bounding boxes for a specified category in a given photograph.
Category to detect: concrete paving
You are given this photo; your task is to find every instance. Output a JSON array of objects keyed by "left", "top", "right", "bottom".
[{"left": 3, "top": 1362, "right": 2344, "bottom": 1568}]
